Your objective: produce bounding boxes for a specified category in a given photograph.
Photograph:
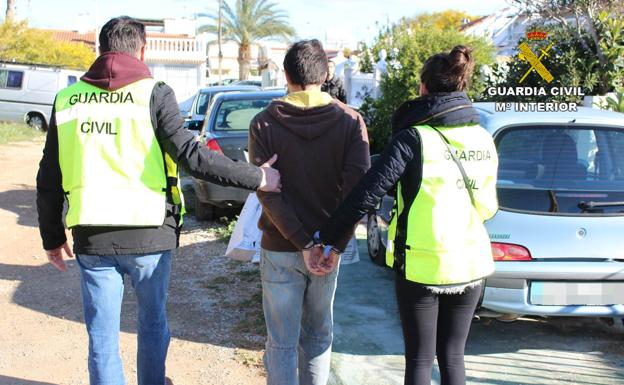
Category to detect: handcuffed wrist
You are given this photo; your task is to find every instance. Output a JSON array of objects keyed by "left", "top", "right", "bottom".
[
  {"left": 324, "top": 245, "right": 342, "bottom": 256},
  {"left": 302, "top": 231, "right": 325, "bottom": 251}
]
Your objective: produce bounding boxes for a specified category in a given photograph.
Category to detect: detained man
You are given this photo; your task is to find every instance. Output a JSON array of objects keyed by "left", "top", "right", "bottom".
[{"left": 248, "top": 39, "right": 370, "bottom": 385}]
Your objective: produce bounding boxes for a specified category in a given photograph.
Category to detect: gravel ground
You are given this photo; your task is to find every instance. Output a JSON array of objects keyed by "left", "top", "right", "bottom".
[{"left": 0, "top": 138, "right": 267, "bottom": 385}]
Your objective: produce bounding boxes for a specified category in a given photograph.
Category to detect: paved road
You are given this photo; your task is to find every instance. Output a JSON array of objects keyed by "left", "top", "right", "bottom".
[{"left": 329, "top": 237, "right": 624, "bottom": 385}]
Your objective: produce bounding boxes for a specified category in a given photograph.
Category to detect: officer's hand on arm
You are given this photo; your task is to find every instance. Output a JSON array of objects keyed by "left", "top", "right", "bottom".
[
  {"left": 258, "top": 154, "right": 282, "bottom": 193},
  {"left": 45, "top": 241, "right": 74, "bottom": 272}
]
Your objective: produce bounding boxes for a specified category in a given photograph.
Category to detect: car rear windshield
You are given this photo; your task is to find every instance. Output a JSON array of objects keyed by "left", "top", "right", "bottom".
[
  {"left": 495, "top": 125, "right": 624, "bottom": 215},
  {"left": 214, "top": 98, "right": 272, "bottom": 131},
  {"left": 195, "top": 92, "right": 212, "bottom": 115}
]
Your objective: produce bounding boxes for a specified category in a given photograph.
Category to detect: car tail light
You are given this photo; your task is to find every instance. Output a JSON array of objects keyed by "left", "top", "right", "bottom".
[
  {"left": 206, "top": 138, "right": 224, "bottom": 154},
  {"left": 491, "top": 242, "right": 532, "bottom": 261}
]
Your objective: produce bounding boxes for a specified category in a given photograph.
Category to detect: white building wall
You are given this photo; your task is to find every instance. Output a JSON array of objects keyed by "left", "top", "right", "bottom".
[
  {"left": 203, "top": 38, "right": 289, "bottom": 83},
  {"left": 144, "top": 35, "right": 207, "bottom": 100},
  {"left": 147, "top": 63, "right": 202, "bottom": 101}
]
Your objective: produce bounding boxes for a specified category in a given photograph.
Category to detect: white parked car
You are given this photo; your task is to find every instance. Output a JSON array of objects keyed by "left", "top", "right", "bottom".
[
  {"left": 367, "top": 103, "right": 624, "bottom": 319},
  {"left": 0, "top": 62, "right": 83, "bottom": 130}
]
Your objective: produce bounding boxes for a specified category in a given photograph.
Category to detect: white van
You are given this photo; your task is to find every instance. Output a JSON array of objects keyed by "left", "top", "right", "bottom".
[{"left": 0, "top": 62, "right": 84, "bottom": 131}]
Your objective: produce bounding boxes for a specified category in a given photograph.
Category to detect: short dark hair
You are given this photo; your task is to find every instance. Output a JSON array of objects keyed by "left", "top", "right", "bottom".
[
  {"left": 99, "top": 16, "right": 147, "bottom": 55},
  {"left": 420, "top": 45, "right": 475, "bottom": 93},
  {"left": 283, "top": 39, "right": 328, "bottom": 87}
]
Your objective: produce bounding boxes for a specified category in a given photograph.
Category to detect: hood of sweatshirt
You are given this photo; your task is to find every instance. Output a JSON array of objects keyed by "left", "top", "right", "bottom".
[
  {"left": 81, "top": 52, "right": 152, "bottom": 91},
  {"left": 267, "top": 90, "right": 347, "bottom": 140},
  {"left": 391, "top": 91, "right": 480, "bottom": 135}
]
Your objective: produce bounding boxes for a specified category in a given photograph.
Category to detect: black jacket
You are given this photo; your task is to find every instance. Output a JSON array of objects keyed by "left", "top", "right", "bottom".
[
  {"left": 319, "top": 92, "right": 480, "bottom": 254},
  {"left": 37, "top": 53, "right": 263, "bottom": 255},
  {"left": 321, "top": 76, "right": 347, "bottom": 104}
]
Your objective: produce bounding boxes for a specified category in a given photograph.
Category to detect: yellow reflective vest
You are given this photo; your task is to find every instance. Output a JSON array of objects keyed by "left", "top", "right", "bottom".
[
  {"left": 386, "top": 124, "right": 498, "bottom": 285},
  {"left": 54, "top": 78, "right": 184, "bottom": 228}
]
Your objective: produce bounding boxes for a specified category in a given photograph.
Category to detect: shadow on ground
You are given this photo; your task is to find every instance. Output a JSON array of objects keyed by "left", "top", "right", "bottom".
[
  {"left": 0, "top": 376, "right": 55, "bottom": 385},
  {"left": 0, "top": 186, "right": 39, "bottom": 228},
  {"left": 0, "top": 234, "right": 265, "bottom": 351}
]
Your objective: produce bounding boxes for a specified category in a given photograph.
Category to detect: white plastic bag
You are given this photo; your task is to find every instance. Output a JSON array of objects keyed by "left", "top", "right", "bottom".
[
  {"left": 340, "top": 236, "right": 360, "bottom": 265},
  {"left": 225, "top": 193, "right": 263, "bottom": 263},
  {"left": 225, "top": 192, "right": 360, "bottom": 265}
]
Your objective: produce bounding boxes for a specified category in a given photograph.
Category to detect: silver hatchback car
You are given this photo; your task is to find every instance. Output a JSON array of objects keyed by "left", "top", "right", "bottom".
[{"left": 366, "top": 103, "right": 624, "bottom": 318}]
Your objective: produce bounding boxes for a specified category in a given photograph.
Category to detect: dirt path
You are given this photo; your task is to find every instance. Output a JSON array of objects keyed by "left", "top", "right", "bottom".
[{"left": 0, "top": 138, "right": 266, "bottom": 385}]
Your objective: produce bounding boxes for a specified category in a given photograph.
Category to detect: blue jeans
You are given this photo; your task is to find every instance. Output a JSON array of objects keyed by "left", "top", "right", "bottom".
[
  {"left": 76, "top": 251, "right": 172, "bottom": 385},
  {"left": 260, "top": 249, "right": 339, "bottom": 385}
]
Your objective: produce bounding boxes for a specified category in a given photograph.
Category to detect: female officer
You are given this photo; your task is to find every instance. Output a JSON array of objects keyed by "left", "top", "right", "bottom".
[{"left": 312, "top": 46, "right": 498, "bottom": 385}]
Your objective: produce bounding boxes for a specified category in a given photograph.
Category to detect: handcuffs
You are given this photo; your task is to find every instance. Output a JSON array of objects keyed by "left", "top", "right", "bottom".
[{"left": 302, "top": 231, "right": 341, "bottom": 256}]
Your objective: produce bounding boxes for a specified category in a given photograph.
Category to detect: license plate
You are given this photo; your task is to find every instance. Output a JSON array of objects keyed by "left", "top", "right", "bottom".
[{"left": 530, "top": 282, "right": 624, "bottom": 306}]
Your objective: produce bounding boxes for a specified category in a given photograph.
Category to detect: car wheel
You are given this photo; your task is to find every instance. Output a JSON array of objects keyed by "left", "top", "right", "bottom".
[
  {"left": 27, "top": 113, "right": 46, "bottom": 131},
  {"left": 367, "top": 213, "right": 387, "bottom": 266},
  {"left": 195, "top": 199, "right": 215, "bottom": 221}
]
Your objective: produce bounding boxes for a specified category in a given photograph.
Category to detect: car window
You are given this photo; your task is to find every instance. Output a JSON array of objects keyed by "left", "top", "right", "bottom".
[
  {"left": 0, "top": 69, "right": 24, "bottom": 89},
  {"left": 496, "top": 125, "right": 624, "bottom": 215},
  {"left": 214, "top": 99, "right": 271, "bottom": 131},
  {"left": 195, "top": 92, "right": 211, "bottom": 115}
]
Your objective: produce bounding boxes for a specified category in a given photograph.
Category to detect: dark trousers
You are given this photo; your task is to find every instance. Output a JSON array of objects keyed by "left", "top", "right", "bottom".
[{"left": 395, "top": 275, "right": 482, "bottom": 385}]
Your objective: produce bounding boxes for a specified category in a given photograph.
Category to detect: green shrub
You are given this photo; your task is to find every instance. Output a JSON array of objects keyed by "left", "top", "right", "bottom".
[
  {"left": 599, "top": 92, "right": 624, "bottom": 112},
  {"left": 482, "top": 11, "right": 624, "bottom": 103},
  {"left": 213, "top": 215, "right": 238, "bottom": 240},
  {"left": 360, "top": 23, "right": 495, "bottom": 153},
  {"left": 0, "top": 21, "right": 95, "bottom": 70}
]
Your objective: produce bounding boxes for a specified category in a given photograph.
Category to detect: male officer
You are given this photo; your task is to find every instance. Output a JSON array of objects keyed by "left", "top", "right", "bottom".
[{"left": 36, "top": 16, "right": 280, "bottom": 385}]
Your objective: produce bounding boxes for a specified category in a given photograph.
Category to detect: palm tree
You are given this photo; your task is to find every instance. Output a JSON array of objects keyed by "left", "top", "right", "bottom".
[
  {"left": 6, "top": 0, "right": 16, "bottom": 21},
  {"left": 199, "top": 0, "right": 296, "bottom": 80}
]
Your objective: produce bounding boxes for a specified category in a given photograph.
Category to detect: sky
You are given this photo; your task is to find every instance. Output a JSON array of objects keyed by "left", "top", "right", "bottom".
[{"left": 14, "top": 0, "right": 509, "bottom": 46}]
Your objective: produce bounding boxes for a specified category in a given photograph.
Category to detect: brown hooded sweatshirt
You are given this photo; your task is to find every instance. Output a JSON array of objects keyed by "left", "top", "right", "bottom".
[{"left": 249, "top": 91, "right": 370, "bottom": 252}]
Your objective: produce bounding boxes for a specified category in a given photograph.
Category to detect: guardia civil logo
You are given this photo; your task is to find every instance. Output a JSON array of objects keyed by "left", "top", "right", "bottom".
[
  {"left": 487, "top": 28, "right": 583, "bottom": 113},
  {"left": 518, "top": 30, "right": 554, "bottom": 84}
]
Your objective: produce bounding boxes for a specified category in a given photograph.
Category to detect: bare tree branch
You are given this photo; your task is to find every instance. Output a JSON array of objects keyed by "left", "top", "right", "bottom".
[{"left": 512, "top": 0, "right": 609, "bottom": 65}]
